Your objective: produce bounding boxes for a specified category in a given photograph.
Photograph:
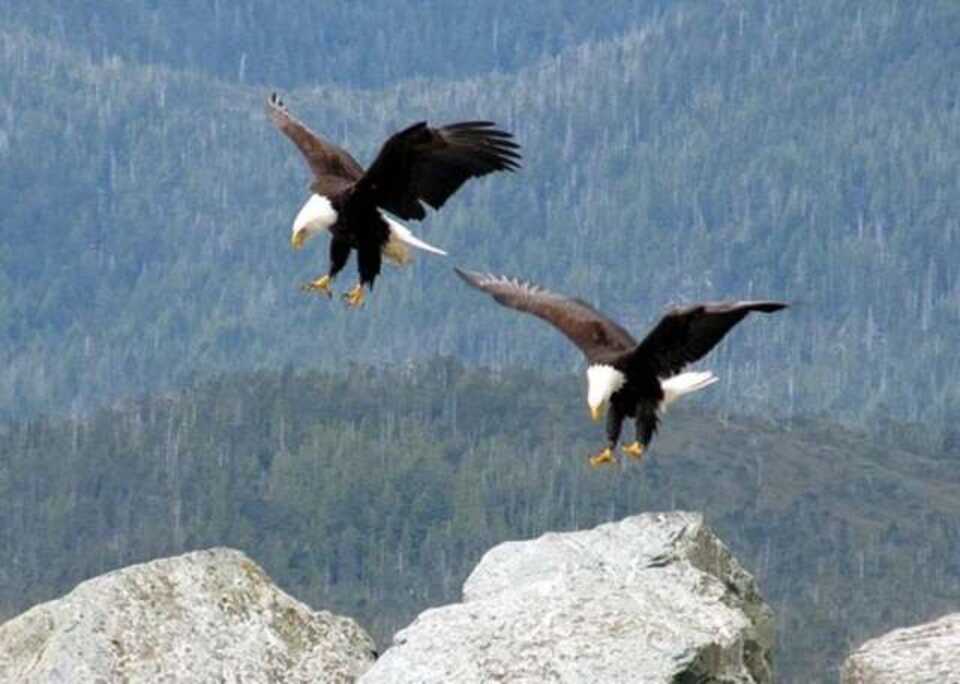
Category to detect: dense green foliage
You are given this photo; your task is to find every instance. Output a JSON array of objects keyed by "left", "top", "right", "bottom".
[
  {"left": 2, "top": 4, "right": 959, "bottom": 682},
  {"left": 2, "top": 363, "right": 959, "bottom": 682},
  {"left": 1, "top": 0, "right": 960, "bottom": 435}
]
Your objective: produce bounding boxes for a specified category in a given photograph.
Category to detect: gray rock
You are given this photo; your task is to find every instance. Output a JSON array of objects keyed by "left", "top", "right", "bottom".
[
  {"left": 362, "top": 511, "right": 773, "bottom": 684},
  {"left": 0, "top": 547, "right": 375, "bottom": 683},
  {"left": 842, "top": 613, "right": 960, "bottom": 684}
]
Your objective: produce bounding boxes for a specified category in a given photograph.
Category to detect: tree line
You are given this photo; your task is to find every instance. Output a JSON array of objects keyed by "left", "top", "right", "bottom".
[{"left": 1, "top": 361, "right": 958, "bottom": 681}]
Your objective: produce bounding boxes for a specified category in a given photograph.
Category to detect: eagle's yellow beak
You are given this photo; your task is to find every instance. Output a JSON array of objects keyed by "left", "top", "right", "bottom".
[
  {"left": 590, "top": 405, "right": 603, "bottom": 422},
  {"left": 291, "top": 229, "right": 307, "bottom": 250}
]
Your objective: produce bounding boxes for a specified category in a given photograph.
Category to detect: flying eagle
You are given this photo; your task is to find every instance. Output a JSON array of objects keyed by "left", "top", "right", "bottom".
[
  {"left": 268, "top": 93, "right": 521, "bottom": 307},
  {"left": 455, "top": 269, "right": 787, "bottom": 467}
]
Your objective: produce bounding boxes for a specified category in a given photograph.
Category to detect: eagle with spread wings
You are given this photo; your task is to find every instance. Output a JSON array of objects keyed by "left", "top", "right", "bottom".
[
  {"left": 268, "top": 93, "right": 521, "bottom": 307},
  {"left": 456, "top": 268, "right": 787, "bottom": 467}
]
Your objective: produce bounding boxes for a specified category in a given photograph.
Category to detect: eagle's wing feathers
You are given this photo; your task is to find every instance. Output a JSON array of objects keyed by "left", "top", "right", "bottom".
[
  {"left": 361, "top": 122, "right": 521, "bottom": 220},
  {"left": 632, "top": 301, "right": 787, "bottom": 377},
  {"left": 455, "top": 269, "right": 636, "bottom": 361},
  {"left": 267, "top": 93, "right": 364, "bottom": 188}
]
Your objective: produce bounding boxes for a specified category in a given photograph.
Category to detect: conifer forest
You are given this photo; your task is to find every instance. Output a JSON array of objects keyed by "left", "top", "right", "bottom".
[{"left": 2, "top": 2, "right": 959, "bottom": 681}]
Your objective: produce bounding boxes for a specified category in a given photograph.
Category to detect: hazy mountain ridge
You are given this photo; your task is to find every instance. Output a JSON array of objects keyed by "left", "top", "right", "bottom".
[
  {"left": 3, "top": 5, "right": 959, "bottom": 682},
  {"left": 0, "top": 0, "right": 674, "bottom": 89},
  {"left": 2, "top": 0, "right": 959, "bottom": 431}
]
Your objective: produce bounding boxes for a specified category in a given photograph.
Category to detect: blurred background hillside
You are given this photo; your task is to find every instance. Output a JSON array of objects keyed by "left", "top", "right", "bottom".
[
  {"left": 2, "top": 0, "right": 959, "bottom": 438},
  {"left": 2, "top": 2, "right": 959, "bottom": 681}
]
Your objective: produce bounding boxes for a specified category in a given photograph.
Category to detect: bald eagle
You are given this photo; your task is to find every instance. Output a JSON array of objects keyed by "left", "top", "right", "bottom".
[
  {"left": 455, "top": 269, "right": 787, "bottom": 467},
  {"left": 268, "top": 93, "right": 520, "bottom": 307}
]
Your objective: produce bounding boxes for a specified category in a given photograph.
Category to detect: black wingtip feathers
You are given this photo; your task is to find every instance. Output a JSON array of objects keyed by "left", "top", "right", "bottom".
[
  {"left": 453, "top": 267, "right": 480, "bottom": 287},
  {"left": 752, "top": 302, "right": 789, "bottom": 313}
]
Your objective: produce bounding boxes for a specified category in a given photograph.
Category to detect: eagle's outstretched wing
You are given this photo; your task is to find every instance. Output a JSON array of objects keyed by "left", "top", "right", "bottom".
[
  {"left": 267, "top": 93, "right": 364, "bottom": 191},
  {"left": 361, "top": 122, "right": 521, "bottom": 220},
  {"left": 455, "top": 269, "right": 637, "bottom": 361},
  {"left": 630, "top": 301, "right": 788, "bottom": 377}
]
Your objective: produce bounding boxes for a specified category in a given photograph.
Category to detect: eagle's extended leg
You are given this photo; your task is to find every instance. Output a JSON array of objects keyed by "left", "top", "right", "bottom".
[
  {"left": 343, "top": 244, "right": 382, "bottom": 309},
  {"left": 302, "top": 237, "right": 350, "bottom": 298},
  {"left": 589, "top": 406, "right": 625, "bottom": 468},
  {"left": 623, "top": 403, "right": 657, "bottom": 461}
]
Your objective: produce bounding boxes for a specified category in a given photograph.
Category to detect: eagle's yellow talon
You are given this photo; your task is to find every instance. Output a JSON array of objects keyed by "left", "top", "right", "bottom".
[
  {"left": 622, "top": 441, "right": 645, "bottom": 460},
  {"left": 302, "top": 275, "right": 333, "bottom": 297},
  {"left": 589, "top": 447, "right": 616, "bottom": 468},
  {"left": 343, "top": 284, "right": 366, "bottom": 308}
]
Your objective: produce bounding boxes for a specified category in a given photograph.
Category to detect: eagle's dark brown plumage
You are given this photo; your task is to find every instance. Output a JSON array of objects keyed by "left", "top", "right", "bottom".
[
  {"left": 456, "top": 268, "right": 787, "bottom": 466},
  {"left": 269, "top": 94, "right": 520, "bottom": 307}
]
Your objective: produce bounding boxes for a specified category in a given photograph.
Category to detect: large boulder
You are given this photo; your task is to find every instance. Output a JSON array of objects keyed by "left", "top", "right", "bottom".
[
  {"left": 361, "top": 511, "right": 774, "bottom": 683},
  {"left": 842, "top": 612, "right": 960, "bottom": 684},
  {"left": 0, "top": 547, "right": 375, "bottom": 683}
]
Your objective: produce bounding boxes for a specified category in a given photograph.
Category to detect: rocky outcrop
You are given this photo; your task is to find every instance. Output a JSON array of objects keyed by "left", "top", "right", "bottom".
[
  {"left": 0, "top": 547, "right": 375, "bottom": 683},
  {"left": 842, "top": 612, "right": 960, "bottom": 684},
  {"left": 361, "top": 511, "right": 774, "bottom": 683},
  {"left": 0, "top": 517, "right": 774, "bottom": 683}
]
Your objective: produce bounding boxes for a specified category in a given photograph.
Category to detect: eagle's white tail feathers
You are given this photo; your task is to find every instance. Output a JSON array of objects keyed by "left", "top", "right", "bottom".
[
  {"left": 381, "top": 214, "right": 447, "bottom": 266},
  {"left": 660, "top": 371, "right": 718, "bottom": 410}
]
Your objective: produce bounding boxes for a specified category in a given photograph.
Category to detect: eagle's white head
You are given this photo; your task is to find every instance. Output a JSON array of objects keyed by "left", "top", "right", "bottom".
[
  {"left": 291, "top": 194, "right": 338, "bottom": 250},
  {"left": 586, "top": 364, "right": 626, "bottom": 421}
]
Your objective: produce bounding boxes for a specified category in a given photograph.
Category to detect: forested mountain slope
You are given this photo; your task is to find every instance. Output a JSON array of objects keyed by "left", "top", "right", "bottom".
[
  {"left": 0, "top": 0, "right": 674, "bottom": 89},
  {"left": 2, "top": 0, "right": 959, "bottom": 434},
  {"left": 1, "top": 362, "right": 957, "bottom": 682}
]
